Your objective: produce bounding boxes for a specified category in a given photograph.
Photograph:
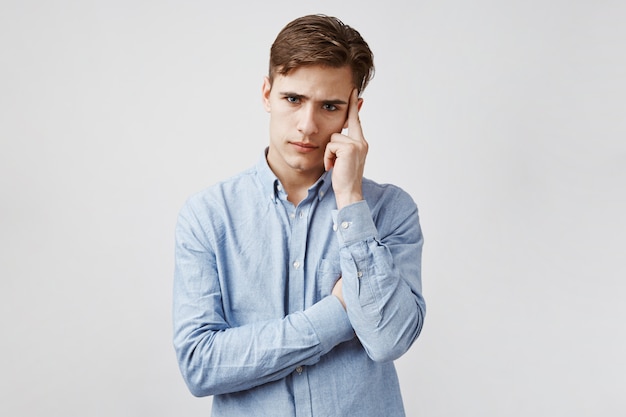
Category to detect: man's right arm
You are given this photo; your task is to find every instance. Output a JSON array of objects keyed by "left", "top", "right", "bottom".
[{"left": 172, "top": 202, "right": 354, "bottom": 397}]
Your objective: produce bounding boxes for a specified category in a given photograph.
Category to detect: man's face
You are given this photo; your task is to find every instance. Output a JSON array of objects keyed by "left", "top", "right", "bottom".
[{"left": 262, "top": 65, "right": 361, "bottom": 182}]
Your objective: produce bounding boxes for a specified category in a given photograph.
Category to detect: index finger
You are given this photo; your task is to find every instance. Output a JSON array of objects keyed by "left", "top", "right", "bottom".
[{"left": 347, "top": 88, "right": 364, "bottom": 141}]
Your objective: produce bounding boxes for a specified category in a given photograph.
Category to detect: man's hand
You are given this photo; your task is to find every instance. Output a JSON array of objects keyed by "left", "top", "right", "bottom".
[
  {"left": 324, "top": 89, "right": 368, "bottom": 210},
  {"left": 332, "top": 277, "right": 346, "bottom": 310}
]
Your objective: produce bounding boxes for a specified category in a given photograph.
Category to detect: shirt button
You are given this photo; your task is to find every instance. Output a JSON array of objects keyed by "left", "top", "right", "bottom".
[
  {"left": 333, "top": 224, "right": 337, "bottom": 231},
  {"left": 289, "top": 212, "right": 295, "bottom": 219},
  {"left": 319, "top": 191, "right": 325, "bottom": 198},
  {"left": 296, "top": 366, "right": 303, "bottom": 374},
  {"left": 341, "top": 221, "right": 350, "bottom": 229},
  {"left": 357, "top": 271, "right": 363, "bottom": 278},
  {"left": 299, "top": 211, "right": 304, "bottom": 219},
  {"left": 293, "top": 261, "right": 300, "bottom": 269}
]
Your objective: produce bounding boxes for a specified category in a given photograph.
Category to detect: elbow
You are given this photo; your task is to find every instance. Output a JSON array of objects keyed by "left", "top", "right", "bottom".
[
  {"left": 364, "top": 338, "right": 409, "bottom": 363},
  {"left": 362, "top": 307, "right": 425, "bottom": 363},
  {"left": 367, "top": 348, "right": 402, "bottom": 363},
  {"left": 179, "top": 358, "right": 226, "bottom": 397},
  {"left": 178, "top": 358, "right": 214, "bottom": 397},
  {"left": 175, "top": 341, "right": 219, "bottom": 398},
  {"left": 189, "top": 385, "right": 213, "bottom": 398},
  {"left": 360, "top": 330, "right": 414, "bottom": 362},
  {"left": 187, "top": 382, "right": 211, "bottom": 398}
]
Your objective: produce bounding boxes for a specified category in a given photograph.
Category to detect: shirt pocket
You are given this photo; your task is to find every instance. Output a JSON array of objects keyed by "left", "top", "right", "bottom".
[{"left": 316, "top": 258, "right": 341, "bottom": 301}]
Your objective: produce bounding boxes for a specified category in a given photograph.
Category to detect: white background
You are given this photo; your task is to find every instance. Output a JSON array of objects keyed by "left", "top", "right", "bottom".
[{"left": 1, "top": 1, "right": 625, "bottom": 416}]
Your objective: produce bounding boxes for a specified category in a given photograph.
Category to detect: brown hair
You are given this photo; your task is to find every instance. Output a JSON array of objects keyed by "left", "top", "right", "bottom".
[{"left": 269, "top": 14, "right": 375, "bottom": 94}]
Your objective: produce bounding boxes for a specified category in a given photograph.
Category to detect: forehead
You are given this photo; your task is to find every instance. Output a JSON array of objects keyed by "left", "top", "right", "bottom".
[{"left": 272, "top": 65, "right": 354, "bottom": 97}]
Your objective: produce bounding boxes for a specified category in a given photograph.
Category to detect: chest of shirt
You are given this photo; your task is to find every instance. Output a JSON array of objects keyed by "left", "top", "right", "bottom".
[{"left": 212, "top": 193, "right": 342, "bottom": 325}]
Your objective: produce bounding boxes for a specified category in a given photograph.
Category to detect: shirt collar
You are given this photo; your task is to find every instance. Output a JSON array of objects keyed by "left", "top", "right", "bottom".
[{"left": 255, "top": 148, "right": 333, "bottom": 204}]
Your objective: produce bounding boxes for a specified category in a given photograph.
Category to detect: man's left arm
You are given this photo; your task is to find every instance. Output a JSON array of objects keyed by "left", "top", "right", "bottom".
[
  {"left": 333, "top": 193, "right": 425, "bottom": 362},
  {"left": 325, "top": 89, "right": 425, "bottom": 362}
]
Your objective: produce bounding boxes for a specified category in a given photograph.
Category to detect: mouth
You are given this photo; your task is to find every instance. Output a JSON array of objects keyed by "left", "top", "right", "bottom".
[{"left": 290, "top": 142, "right": 318, "bottom": 153}]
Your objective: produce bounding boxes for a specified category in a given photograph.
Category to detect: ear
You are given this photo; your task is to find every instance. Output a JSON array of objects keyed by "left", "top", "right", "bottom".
[{"left": 262, "top": 76, "right": 272, "bottom": 112}]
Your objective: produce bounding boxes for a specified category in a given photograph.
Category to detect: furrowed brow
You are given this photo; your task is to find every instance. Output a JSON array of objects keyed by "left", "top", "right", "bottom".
[
  {"left": 278, "top": 92, "right": 347, "bottom": 106},
  {"left": 323, "top": 99, "right": 348, "bottom": 106},
  {"left": 279, "top": 92, "right": 307, "bottom": 99}
]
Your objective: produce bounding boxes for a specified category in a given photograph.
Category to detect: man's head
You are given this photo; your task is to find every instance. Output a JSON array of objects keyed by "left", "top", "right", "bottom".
[
  {"left": 263, "top": 15, "right": 373, "bottom": 186},
  {"left": 268, "top": 14, "right": 374, "bottom": 95}
]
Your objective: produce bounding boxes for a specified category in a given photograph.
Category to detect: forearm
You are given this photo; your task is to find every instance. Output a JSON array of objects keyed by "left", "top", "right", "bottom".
[
  {"left": 333, "top": 199, "right": 425, "bottom": 362},
  {"left": 174, "top": 287, "right": 353, "bottom": 397}
]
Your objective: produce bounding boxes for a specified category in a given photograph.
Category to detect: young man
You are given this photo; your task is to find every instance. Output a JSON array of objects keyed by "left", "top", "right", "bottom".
[{"left": 173, "top": 14, "right": 426, "bottom": 417}]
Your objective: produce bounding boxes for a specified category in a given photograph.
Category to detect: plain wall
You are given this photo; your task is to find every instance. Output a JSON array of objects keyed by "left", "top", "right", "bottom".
[{"left": 1, "top": 1, "right": 625, "bottom": 416}]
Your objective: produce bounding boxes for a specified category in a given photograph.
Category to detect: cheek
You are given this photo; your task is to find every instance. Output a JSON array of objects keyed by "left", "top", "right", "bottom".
[
  {"left": 337, "top": 110, "right": 350, "bottom": 131},
  {"left": 269, "top": 110, "right": 292, "bottom": 130},
  {"left": 335, "top": 119, "right": 348, "bottom": 134},
  {"left": 323, "top": 114, "right": 348, "bottom": 134}
]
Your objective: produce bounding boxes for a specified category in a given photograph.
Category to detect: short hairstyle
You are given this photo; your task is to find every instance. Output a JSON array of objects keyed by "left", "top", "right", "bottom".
[{"left": 269, "top": 14, "right": 375, "bottom": 94}]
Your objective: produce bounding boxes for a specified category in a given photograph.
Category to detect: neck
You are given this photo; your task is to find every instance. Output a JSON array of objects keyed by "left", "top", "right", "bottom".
[
  {"left": 280, "top": 171, "right": 323, "bottom": 205},
  {"left": 265, "top": 147, "right": 325, "bottom": 205},
  {"left": 267, "top": 166, "right": 324, "bottom": 207}
]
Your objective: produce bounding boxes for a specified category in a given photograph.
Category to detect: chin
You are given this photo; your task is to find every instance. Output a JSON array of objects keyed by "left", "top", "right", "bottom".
[{"left": 288, "top": 157, "right": 323, "bottom": 173}]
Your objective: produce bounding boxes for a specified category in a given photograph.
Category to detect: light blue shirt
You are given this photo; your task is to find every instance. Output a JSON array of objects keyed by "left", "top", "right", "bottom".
[{"left": 173, "top": 152, "right": 425, "bottom": 417}]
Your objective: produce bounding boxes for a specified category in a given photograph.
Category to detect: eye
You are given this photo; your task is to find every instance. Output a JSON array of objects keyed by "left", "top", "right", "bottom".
[
  {"left": 323, "top": 103, "right": 338, "bottom": 112},
  {"left": 285, "top": 96, "right": 300, "bottom": 104}
]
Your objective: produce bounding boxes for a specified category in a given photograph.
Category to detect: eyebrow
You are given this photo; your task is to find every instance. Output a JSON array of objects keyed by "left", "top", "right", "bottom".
[{"left": 279, "top": 92, "right": 348, "bottom": 105}]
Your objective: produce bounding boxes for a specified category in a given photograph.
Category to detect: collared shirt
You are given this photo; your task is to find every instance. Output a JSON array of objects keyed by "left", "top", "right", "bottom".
[{"left": 173, "top": 151, "right": 425, "bottom": 417}]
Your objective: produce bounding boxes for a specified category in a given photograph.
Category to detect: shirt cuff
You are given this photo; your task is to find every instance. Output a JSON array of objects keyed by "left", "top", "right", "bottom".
[
  {"left": 331, "top": 201, "right": 378, "bottom": 246},
  {"left": 303, "top": 296, "right": 354, "bottom": 355}
]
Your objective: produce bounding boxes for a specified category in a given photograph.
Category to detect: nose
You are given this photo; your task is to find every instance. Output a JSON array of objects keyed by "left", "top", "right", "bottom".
[{"left": 297, "top": 105, "right": 318, "bottom": 136}]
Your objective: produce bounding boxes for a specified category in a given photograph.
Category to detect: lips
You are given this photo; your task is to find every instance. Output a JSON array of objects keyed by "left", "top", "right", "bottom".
[{"left": 290, "top": 142, "right": 318, "bottom": 153}]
